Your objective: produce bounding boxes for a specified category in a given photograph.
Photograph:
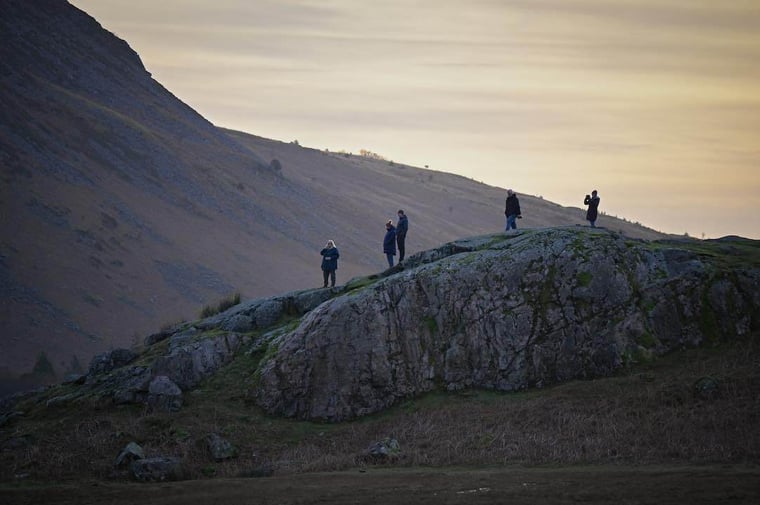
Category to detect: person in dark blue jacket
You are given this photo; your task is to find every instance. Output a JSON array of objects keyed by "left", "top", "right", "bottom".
[
  {"left": 383, "top": 220, "right": 397, "bottom": 267},
  {"left": 396, "top": 209, "right": 409, "bottom": 263},
  {"left": 320, "top": 239, "right": 339, "bottom": 287}
]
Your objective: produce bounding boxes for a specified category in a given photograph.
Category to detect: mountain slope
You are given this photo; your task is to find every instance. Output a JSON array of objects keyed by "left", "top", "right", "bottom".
[
  {"left": 1, "top": 0, "right": 279, "bottom": 383},
  {"left": 0, "top": 0, "right": 663, "bottom": 385}
]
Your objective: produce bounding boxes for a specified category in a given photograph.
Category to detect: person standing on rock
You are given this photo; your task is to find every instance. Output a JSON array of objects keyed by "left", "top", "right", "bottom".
[
  {"left": 383, "top": 220, "right": 397, "bottom": 267},
  {"left": 320, "top": 240, "right": 339, "bottom": 288},
  {"left": 504, "top": 189, "right": 522, "bottom": 231},
  {"left": 396, "top": 209, "right": 409, "bottom": 263},
  {"left": 583, "top": 190, "right": 601, "bottom": 227}
]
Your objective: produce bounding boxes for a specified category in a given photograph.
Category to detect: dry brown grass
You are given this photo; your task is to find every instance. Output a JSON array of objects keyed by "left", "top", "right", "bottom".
[
  {"left": 198, "top": 292, "right": 241, "bottom": 319},
  {"left": 2, "top": 337, "right": 757, "bottom": 482}
]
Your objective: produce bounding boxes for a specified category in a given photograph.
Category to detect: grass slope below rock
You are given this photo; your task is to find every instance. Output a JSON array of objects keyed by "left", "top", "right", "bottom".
[{"left": 1, "top": 337, "right": 757, "bottom": 482}]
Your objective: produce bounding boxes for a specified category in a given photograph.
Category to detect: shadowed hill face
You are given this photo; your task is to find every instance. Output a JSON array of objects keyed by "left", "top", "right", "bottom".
[
  {"left": 1, "top": 0, "right": 275, "bottom": 382},
  {"left": 0, "top": 0, "right": 663, "bottom": 385}
]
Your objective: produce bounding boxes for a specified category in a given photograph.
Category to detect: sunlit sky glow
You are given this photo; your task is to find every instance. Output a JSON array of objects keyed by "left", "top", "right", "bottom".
[{"left": 69, "top": 0, "right": 760, "bottom": 238}]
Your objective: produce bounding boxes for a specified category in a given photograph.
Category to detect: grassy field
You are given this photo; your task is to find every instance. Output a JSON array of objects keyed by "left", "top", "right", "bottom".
[
  {"left": 2, "top": 465, "right": 759, "bottom": 505},
  {"left": 2, "top": 335, "right": 758, "bottom": 486}
]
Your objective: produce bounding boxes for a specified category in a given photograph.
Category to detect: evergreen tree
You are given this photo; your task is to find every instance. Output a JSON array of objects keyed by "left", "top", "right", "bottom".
[{"left": 32, "top": 351, "right": 56, "bottom": 377}]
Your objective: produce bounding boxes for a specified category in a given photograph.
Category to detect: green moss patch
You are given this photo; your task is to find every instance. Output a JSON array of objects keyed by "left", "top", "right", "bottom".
[{"left": 577, "top": 271, "right": 593, "bottom": 287}]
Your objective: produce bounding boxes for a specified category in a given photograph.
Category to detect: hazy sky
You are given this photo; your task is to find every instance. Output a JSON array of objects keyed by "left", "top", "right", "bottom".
[{"left": 69, "top": 0, "right": 760, "bottom": 238}]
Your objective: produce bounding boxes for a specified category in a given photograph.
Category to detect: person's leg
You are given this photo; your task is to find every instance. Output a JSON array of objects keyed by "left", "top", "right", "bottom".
[
  {"left": 386, "top": 253, "right": 394, "bottom": 267},
  {"left": 507, "top": 214, "right": 516, "bottom": 230},
  {"left": 322, "top": 270, "right": 328, "bottom": 288},
  {"left": 329, "top": 270, "right": 336, "bottom": 287},
  {"left": 397, "top": 235, "right": 406, "bottom": 262}
]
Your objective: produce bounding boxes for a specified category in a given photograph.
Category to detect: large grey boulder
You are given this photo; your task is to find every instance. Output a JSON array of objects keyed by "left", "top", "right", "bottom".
[
  {"left": 114, "top": 442, "right": 144, "bottom": 468},
  {"left": 151, "top": 332, "right": 250, "bottom": 390},
  {"left": 130, "top": 457, "right": 184, "bottom": 482},
  {"left": 146, "top": 376, "right": 182, "bottom": 412},
  {"left": 206, "top": 433, "right": 238, "bottom": 461},
  {"left": 363, "top": 438, "right": 401, "bottom": 463},
  {"left": 111, "top": 366, "right": 153, "bottom": 404},
  {"left": 87, "top": 348, "right": 138, "bottom": 376},
  {"left": 255, "top": 229, "right": 760, "bottom": 421},
  {"left": 76, "top": 280, "right": 349, "bottom": 406}
]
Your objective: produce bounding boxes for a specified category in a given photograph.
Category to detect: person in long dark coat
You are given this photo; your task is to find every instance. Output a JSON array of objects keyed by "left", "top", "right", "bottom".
[
  {"left": 383, "top": 220, "right": 396, "bottom": 267},
  {"left": 504, "top": 189, "right": 522, "bottom": 230},
  {"left": 583, "top": 190, "right": 601, "bottom": 227},
  {"left": 396, "top": 209, "right": 409, "bottom": 263},
  {"left": 320, "top": 240, "right": 339, "bottom": 287}
]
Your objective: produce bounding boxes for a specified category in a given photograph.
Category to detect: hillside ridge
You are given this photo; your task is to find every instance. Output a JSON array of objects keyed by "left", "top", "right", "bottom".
[
  {"left": 1, "top": 226, "right": 758, "bottom": 482},
  {"left": 6, "top": 227, "right": 756, "bottom": 417},
  {"left": 1, "top": 0, "right": 663, "bottom": 390}
]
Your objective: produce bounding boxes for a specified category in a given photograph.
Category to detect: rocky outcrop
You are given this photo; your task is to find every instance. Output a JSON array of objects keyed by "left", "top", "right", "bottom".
[
  {"left": 254, "top": 228, "right": 759, "bottom": 421},
  {"left": 150, "top": 331, "right": 250, "bottom": 391},
  {"left": 9, "top": 228, "right": 757, "bottom": 425},
  {"left": 34, "top": 286, "right": 338, "bottom": 410}
]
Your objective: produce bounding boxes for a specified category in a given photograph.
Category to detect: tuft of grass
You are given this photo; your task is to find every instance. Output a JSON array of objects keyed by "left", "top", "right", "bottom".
[
  {"left": 577, "top": 271, "right": 593, "bottom": 287},
  {"left": 344, "top": 276, "right": 379, "bottom": 293},
  {"left": 423, "top": 317, "right": 438, "bottom": 335},
  {"left": 647, "top": 238, "right": 760, "bottom": 271},
  {"left": 199, "top": 293, "right": 241, "bottom": 319},
  {"left": 636, "top": 331, "right": 657, "bottom": 349}
]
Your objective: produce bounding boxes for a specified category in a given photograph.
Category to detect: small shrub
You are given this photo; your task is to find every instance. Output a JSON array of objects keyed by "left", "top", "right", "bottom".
[
  {"left": 577, "top": 272, "right": 593, "bottom": 287},
  {"left": 636, "top": 331, "right": 657, "bottom": 348},
  {"left": 199, "top": 293, "right": 241, "bottom": 319},
  {"left": 424, "top": 316, "right": 438, "bottom": 334},
  {"left": 32, "top": 351, "right": 56, "bottom": 377}
]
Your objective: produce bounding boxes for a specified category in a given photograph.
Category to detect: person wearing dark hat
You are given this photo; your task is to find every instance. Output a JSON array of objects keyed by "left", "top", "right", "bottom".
[
  {"left": 583, "top": 190, "right": 601, "bottom": 227},
  {"left": 396, "top": 209, "right": 409, "bottom": 263},
  {"left": 504, "top": 189, "right": 522, "bottom": 230},
  {"left": 383, "top": 220, "right": 397, "bottom": 267},
  {"left": 320, "top": 239, "right": 340, "bottom": 288}
]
